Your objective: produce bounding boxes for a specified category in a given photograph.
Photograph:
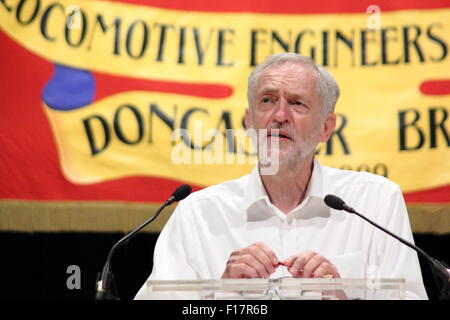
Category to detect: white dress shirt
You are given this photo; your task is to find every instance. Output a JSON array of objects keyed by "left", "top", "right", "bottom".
[{"left": 135, "top": 159, "right": 428, "bottom": 300}]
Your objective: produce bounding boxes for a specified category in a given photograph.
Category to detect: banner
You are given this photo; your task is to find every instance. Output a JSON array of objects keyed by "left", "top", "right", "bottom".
[{"left": 0, "top": 0, "right": 449, "bottom": 232}]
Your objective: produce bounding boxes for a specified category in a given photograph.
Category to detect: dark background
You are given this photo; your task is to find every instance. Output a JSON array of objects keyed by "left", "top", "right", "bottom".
[{"left": 1, "top": 231, "right": 448, "bottom": 300}]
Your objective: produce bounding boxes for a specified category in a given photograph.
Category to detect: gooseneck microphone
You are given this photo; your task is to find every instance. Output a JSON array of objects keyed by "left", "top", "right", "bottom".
[
  {"left": 324, "top": 194, "right": 449, "bottom": 300},
  {"left": 95, "top": 184, "right": 192, "bottom": 300}
]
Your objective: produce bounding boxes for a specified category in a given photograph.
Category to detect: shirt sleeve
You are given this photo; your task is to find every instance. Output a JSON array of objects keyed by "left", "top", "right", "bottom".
[
  {"left": 369, "top": 185, "right": 428, "bottom": 300},
  {"left": 134, "top": 200, "right": 200, "bottom": 299}
]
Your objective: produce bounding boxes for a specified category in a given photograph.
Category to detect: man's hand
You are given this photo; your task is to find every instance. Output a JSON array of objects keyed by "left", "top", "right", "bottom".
[
  {"left": 221, "top": 242, "right": 279, "bottom": 279},
  {"left": 283, "top": 251, "right": 340, "bottom": 278}
]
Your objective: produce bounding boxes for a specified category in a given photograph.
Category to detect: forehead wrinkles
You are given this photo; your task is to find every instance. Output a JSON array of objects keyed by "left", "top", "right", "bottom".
[{"left": 254, "top": 64, "right": 320, "bottom": 100}]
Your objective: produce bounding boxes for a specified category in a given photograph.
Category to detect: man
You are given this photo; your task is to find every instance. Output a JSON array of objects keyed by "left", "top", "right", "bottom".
[{"left": 135, "top": 53, "right": 428, "bottom": 299}]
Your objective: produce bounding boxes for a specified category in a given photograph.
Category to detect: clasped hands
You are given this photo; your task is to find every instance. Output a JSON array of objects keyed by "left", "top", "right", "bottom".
[{"left": 221, "top": 242, "right": 340, "bottom": 279}]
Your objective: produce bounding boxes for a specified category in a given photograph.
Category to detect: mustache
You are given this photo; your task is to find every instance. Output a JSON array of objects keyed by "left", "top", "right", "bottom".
[{"left": 266, "top": 123, "right": 296, "bottom": 140}]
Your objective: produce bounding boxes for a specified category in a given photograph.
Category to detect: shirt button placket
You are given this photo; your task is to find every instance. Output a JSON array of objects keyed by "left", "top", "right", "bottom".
[{"left": 279, "top": 219, "right": 295, "bottom": 277}]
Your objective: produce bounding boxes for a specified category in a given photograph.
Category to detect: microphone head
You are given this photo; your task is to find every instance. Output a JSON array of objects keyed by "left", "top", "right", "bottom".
[
  {"left": 324, "top": 194, "right": 346, "bottom": 210},
  {"left": 171, "top": 184, "right": 192, "bottom": 202}
]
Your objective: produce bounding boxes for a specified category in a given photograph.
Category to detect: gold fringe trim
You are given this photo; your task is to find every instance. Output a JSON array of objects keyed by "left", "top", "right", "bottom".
[
  {"left": 0, "top": 200, "right": 449, "bottom": 234},
  {"left": 0, "top": 200, "right": 174, "bottom": 233},
  {"left": 407, "top": 203, "right": 450, "bottom": 234}
]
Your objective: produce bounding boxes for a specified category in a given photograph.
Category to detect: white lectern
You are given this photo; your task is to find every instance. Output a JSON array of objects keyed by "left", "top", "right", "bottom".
[{"left": 144, "top": 278, "right": 405, "bottom": 300}]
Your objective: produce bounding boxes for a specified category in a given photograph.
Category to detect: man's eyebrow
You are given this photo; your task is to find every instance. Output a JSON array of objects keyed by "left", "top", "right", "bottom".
[
  {"left": 258, "top": 88, "right": 310, "bottom": 102},
  {"left": 257, "top": 87, "right": 279, "bottom": 95},
  {"left": 287, "top": 93, "right": 309, "bottom": 102},
  {"left": 255, "top": 86, "right": 314, "bottom": 105}
]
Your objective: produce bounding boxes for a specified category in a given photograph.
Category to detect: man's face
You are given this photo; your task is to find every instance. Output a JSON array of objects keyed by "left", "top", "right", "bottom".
[{"left": 246, "top": 62, "right": 336, "bottom": 166}]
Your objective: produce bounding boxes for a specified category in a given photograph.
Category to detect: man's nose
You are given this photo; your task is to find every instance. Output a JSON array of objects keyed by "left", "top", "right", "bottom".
[{"left": 273, "top": 99, "right": 290, "bottom": 123}]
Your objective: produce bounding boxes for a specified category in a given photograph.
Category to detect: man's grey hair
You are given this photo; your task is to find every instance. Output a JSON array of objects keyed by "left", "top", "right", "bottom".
[{"left": 247, "top": 53, "right": 340, "bottom": 115}]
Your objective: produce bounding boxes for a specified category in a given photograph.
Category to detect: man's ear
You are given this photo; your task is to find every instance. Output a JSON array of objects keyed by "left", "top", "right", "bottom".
[
  {"left": 319, "top": 112, "right": 336, "bottom": 143},
  {"left": 244, "top": 108, "right": 252, "bottom": 129}
]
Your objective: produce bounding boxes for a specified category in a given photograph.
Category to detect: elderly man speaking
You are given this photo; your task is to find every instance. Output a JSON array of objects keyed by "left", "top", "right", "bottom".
[{"left": 135, "top": 53, "right": 428, "bottom": 300}]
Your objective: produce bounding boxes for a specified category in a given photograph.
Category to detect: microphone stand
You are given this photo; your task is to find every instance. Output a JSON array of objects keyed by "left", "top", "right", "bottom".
[
  {"left": 350, "top": 210, "right": 450, "bottom": 300},
  {"left": 95, "top": 199, "right": 172, "bottom": 300},
  {"left": 324, "top": 195, "right": 449, "bottom": 300}
]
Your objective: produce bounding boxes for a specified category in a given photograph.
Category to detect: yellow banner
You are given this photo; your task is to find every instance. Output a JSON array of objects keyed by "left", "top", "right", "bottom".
[
  {"left": 43, "top": 92, "right": 254, "bottom": 185},
  {"left": 1, "top": 0, "right": 449, "bottom": 192}
]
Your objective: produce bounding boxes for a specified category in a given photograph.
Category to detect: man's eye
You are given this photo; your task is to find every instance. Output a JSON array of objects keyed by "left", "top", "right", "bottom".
[
  {"left": 262, "top": 97, "right": 271, "bottom": 103},
  {"left": 292, "top": 100, "right": 304, "bottom": 106}
]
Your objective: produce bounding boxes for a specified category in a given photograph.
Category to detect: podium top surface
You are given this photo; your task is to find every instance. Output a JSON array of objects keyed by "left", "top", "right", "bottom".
[{"left": 145, "top": 278, "right": 406, "bottom": 300}]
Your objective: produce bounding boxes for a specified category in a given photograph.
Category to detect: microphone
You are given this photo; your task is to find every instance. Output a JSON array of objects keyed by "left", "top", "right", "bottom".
[
  {"left": 166, "top": 184, "right": 192, "bottom": 205},
  {"left": 95, "top": 184, "right": 192, "bottom": 300},
  {"left": 324, "top": 194, "right": 450, "bottom": 300},
  {"left": 323, "top": 194, "right": 356, "bottom": 213}
]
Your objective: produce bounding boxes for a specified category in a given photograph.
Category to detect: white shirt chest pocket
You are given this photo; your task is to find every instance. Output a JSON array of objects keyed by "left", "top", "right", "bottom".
[{"left": 330, "top": 250, "right": 366, "bottom": 279}]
